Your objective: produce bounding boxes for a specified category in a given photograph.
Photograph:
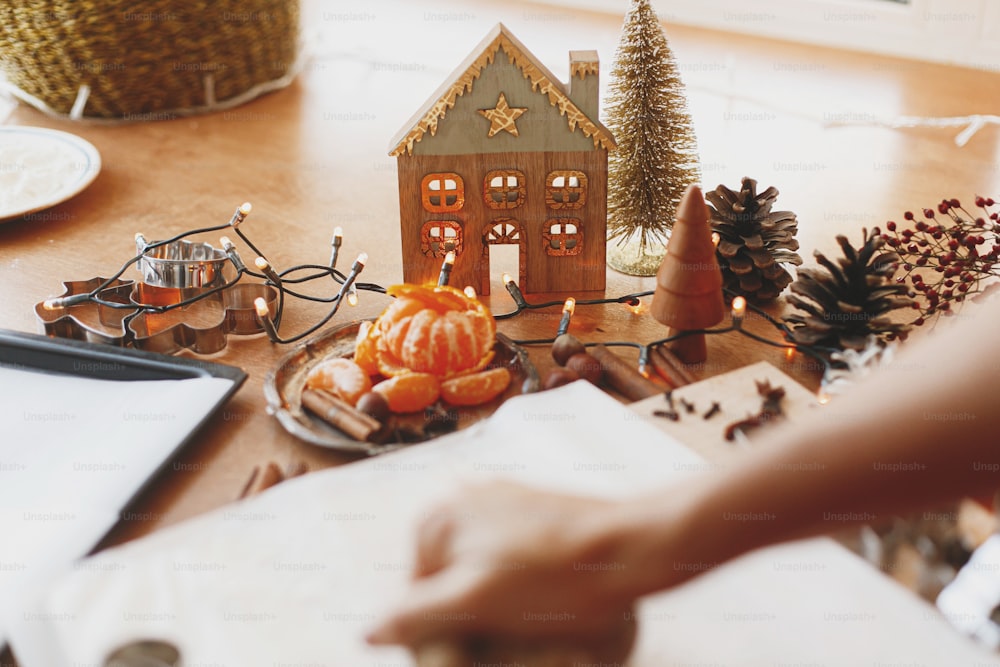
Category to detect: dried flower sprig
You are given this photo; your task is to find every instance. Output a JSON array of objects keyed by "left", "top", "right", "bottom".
[{"left": 882, "top": 197, "right": 1000, "bottom": 325}]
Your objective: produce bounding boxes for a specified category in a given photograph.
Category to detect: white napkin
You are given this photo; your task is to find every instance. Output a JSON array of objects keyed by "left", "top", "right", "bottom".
[
  {"left": 27, "top": 381, "right": 994, "bottom": 666},
  {"left": 0, "top": 367, "right": 236, "bottom": 657}
]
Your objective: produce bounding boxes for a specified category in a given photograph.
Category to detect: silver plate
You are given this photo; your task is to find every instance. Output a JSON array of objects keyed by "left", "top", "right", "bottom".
[{"left": 264, "top": 319, "right": 540, "bottom": 455}]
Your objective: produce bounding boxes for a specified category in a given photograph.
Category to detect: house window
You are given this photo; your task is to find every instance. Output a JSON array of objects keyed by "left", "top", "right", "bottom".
[
  {"left": 484, "top": 170, "right": 525, "bottom": 210},
  {"left": 543, "top": 219, "right": 583, "bottom": 256},
  {"left": 545, "top": 171, "right": 587, "bottom": 210},
  {"left": 421, "top": 221, "right": 464, "bottom": 257},
  {"left": 485, "top": 219, "right": 521, "bottom": 244},
  {"left": 421, "top": 173, "right": 464, "bottom": 213}
]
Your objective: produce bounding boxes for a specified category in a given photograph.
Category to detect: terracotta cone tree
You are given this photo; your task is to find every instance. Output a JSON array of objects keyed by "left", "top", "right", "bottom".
[
  {"left": 605, "top": 0, "right": 702, "bottom": 277},
  {"left": 651, "top": 184, "right": 725, "bottom": 363}
]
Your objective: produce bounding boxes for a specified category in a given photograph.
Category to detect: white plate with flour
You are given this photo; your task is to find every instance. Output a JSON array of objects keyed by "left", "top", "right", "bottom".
[{"left": 0, "top": 126, "right": 101, "bottom": 223}]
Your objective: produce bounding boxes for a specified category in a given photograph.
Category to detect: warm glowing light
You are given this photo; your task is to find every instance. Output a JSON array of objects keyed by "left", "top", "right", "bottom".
[
  {"left": 230, "top": 202, "right": 252, "bottom": 227},
  {"left": 638, "top": 347, "right": 651, "bottom": 378},
  {"left": 43, "top": 293, "right": 88, "bottom": 310},
  {"left": 463, "top": 286, "right": 477, "bottom": 299},
  {"left": 444, "top": 251, "right": 456, "bottom": 266},
  {"left": 253, "top": 297, "right": 269, "bottom": 318},
  {"left": 556, "top": 298, "right": 576, "bottom": 335},
  {"left": 347, "top": 286, "right": 359, "bottom": 306},
  {"left": 731, "top": 296, "right": 747, "bottom": 319},
  {"left": 254, "top": 257, "right": 270, "bottom": 271},
  {"left": 356, "top": 252, "right": 368, "bottom": 266},
  {"left": 502, "top": 273, "right": 527, "bottom": 307},
  {"left": 628, "top": 301, "right": 647, "bottom": 316},
  {"left": 817, "top": 391, "right": 831, "bottom": 406},
  {"left": 711, "top": 232, "right": 721, "bottom": 248},
  {"left": 329, "top": 230, "right": 343, "bottom": 268},
  {"left": 785, "top": 346, "right": 796, "bottom": 361}
]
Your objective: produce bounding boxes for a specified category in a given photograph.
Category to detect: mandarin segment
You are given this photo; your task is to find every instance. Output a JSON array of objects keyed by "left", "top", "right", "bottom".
[
  {"left": 305, "top": 357, "right": 372, "bottom": 406},
  {"left": 353, "top": 320, "right": 380, "bottom": 376},
  {"left": 372, "top": 372, "right": 441, "bottom": 413},
  {"left": 386, "top": 283, "right": 471, "bottom": 313},
  {"left": 440, "top": 367, "right": 512, "bottom": 407}
]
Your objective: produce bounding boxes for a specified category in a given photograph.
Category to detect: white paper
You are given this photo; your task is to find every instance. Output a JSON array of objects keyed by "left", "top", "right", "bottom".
[
  {"left": 0, "top": 366, "right": 236, "bottom": 654},
  {"left": 25, "top": 381, "right": 997, "bottom": 667}
]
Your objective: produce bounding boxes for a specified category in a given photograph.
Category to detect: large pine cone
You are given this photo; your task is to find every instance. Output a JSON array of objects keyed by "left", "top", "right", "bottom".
[
  {"left": 785, "top": 229, "right": 914, "bottom": 351},
  {"left": 707, "top": 177, "right": 802, "bottom": 301}
]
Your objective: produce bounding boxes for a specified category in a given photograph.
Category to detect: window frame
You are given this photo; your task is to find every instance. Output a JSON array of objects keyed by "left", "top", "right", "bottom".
[
  {"left": 542, "top": 218, "right": 584, "bottom": 256},
  {"left": 483, "top": 169, "right": 526, "bottom": 210},
  {"left": 421, "top": 173, "right": 465, "bottom": 213},
  {"left": 485, "top": 218, "right": 522, "bottom": 244},
  {"left": 420, "top": 220, "right": 464, "bottom": 258},
  {"left": 545, "top": 170, "right": 588, "bottom": 210}
]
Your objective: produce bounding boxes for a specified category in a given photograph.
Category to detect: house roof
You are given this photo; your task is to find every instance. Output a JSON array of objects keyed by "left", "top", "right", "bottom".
[{"left": 388, "top": 23, "right": 616, "bottom": 157}]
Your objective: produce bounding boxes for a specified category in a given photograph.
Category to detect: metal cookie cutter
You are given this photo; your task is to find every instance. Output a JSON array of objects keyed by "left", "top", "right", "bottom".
[
  {"left": 135, "top": 236, "right": 230, "bottom": 289},
  {"left": 36, "top": 278, "right": 279, "bottom": 355},
  {"left": 35, "top": 277, "right": 137, "bottom": 347},
  {"left": 125, "top": 282, "right": 278, "bottom": 355}
]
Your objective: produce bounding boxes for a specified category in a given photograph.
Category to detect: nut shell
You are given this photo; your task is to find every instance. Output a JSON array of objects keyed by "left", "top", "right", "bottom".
[{"left": 551, "top": 334, "right": 585, "bottom": 366}]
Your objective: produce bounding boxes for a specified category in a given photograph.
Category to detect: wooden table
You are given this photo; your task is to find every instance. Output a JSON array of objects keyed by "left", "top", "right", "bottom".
[{"left": 1, "top": 1, "right": 998, "bottom": 660}]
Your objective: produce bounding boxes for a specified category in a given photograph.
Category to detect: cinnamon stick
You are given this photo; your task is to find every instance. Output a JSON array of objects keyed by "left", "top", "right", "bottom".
[
  {"left": 238, "top": 460, "right": 309, "bottom": 500},
  {"left": 301, "top": 388, "right": 382, "bottom": 442},
  {"left": 238, "top": 466, "right": 260, "bottom": 499},
  {"left": 255, "top": 462, "right": 284, "bottom": 493},
  {"left": 589, "top": 345, "right": 662, "bottom": 402},
  {"left": 649, "top": 345, "right": 695, "bottom": 387},
  {"left": 237, "top": 462, "right": 283, "bottom": 499}
]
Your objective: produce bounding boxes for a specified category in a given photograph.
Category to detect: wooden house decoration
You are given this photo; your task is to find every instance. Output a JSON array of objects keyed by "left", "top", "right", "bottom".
[{"left": 389, "top": 23, "right": 616, "bottom": 294}]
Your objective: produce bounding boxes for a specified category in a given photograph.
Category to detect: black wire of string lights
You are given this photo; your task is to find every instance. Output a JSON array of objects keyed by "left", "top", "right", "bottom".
[
  {"left": 41, "top": 203, "right": 387, "bottom": 346},
  {"left": 493, "top": 274, "right": 834, "bottom": 380},
  {"left": 41, "top": 202, "right": 834, "bottom": 378}
]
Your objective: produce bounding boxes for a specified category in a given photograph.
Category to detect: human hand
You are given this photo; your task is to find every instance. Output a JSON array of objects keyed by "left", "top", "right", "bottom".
[{"left": 366, "top": 480, "right": 639, "bottom": 664}]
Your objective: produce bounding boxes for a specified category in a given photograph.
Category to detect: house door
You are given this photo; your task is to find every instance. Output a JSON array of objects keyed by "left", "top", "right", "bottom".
[{"left": 481, "top": 218, "right": 525, "bottom": 296}]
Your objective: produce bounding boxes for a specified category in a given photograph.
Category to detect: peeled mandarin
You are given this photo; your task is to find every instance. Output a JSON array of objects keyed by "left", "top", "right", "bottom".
[
  {"left": 440, "top": 367, "right": 512, "bottom": 407},
  {"left": 305, "top": 357, "right": 372, "bottom": 405},
  {"left": 353, "top": 320, "right": 380, "bottom": 376},
  {"left": 371, "top": 283, "right": 496, "bottom": 379},
  {"left": 373, "top": 372, "right": 440, "bottom": 413}
]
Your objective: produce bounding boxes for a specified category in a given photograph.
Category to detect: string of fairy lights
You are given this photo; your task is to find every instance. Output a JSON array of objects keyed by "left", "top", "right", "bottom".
[
  {"left": 41, "top": 202, "right": 835, "bottom": 384},
  {"left": 42, "top": 204, "right": 385, "bottom": 345},
  {"left": 494, "top": 275, "right": 834, "bottom": 382}
]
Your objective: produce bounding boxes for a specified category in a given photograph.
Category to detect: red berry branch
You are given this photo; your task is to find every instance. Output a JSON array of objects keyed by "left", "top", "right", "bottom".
[{"left": 882, "top": 197, "right": 1000, "bottom": 325}]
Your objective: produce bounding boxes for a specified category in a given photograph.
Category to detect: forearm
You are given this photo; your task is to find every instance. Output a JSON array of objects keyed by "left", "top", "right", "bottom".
[{"left": 594, "top": 303, "right": 1000, "bottom": 599}]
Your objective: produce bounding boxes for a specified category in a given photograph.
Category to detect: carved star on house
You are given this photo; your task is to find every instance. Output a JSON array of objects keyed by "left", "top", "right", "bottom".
[{"left": 478, "top": 93, "right": 527, "bottom": 138}]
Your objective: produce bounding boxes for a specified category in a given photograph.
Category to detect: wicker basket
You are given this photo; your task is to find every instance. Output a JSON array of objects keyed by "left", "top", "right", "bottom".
[{"left": 0, "top": 0, "right": 301, "bottom": 120}]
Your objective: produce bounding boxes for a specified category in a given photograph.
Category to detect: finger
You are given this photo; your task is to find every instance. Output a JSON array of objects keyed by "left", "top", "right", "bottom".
[
  {"left": 366, "top": 566, "right": 482, "bottom": 647},
  {"left": 413, "top": 508, "right": 456, "bottom": 579}
]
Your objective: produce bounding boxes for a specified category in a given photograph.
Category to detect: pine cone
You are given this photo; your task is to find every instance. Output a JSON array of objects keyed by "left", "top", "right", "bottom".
[
  {"left": 707, "top": 177, "right": 802, "bottom": 301},
  {"left": 785, "top": 228, "right": 914, "bottom": 351}
]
